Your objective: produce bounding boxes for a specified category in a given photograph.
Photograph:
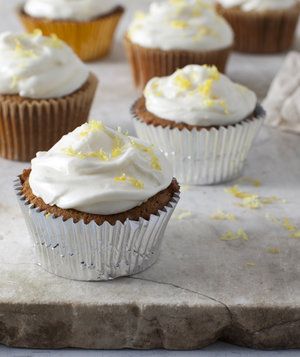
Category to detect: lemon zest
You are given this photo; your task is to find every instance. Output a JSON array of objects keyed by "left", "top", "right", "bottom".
[
  {"left": 267, "top": 247, "right": 280, "bottom": 254},
  {"left": 131, "top": 140, "right": 161, "bottom": 171},
  {"left": 114, "top": 174, "right": 144, "bottom": 189},
  {"left": 170, "top": 20, "right": 188, "bottom": 29},
  {"left": 210, "top": 210, "right": 236, "bottom": 221}
]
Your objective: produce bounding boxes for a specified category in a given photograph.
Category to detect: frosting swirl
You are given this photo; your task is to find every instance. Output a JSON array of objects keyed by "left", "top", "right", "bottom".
[
  {"left": 24, "top": 0, "right": 116, "bottom": 21},
  {"left": 29, "top": 121, "right": 173, "bottom": 215},
  {"left": 144, "top": 64, "right": 257, "bottom": 126},
  {"left": 128, "top": 0, "right": 234, "bottom": 51},
  {"left": 0, "top": 31, "right": 89, "bottom": 99},
  {"left": 218, "top": 0, "right": 298, "bottom": 11}
]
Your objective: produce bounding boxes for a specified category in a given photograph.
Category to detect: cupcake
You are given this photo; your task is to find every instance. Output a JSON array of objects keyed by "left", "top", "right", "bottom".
[
  {"left": 18, "top": 0, "right": 124, "bottom": 61},
  {"left": 132, "top": 64, "right": 265, "bottom": 185},
  {"left": 216, "top": 0, "right": 300, "bottom": 53},
  {"left": 15, "top": 121, "right": 180, "bottom": 281},
  {"left": 124, "top": 0, "right": 234, "bottom": 89},
  {"left": 0, "top": 31, "right": 97, "bottom": 162}
]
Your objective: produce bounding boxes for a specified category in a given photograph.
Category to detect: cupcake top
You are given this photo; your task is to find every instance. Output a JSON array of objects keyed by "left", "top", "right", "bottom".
[
  {"left": 0, "top": 31, "right": 89, "bottom": 99},
  {"left": 128, "top": 0, "right": 234, "bottom": 51},
  {"left": 29, "top": 121, "right": 173, "bottom": 215},
  {"left": 24, "top": 0, "right": 116, "bottom": 21},
  {"left": 144, "top": 64, "right": 257, "bottom": 126},
  {"left": 217, "top": 0, "right": 298, "bottom": 11}
]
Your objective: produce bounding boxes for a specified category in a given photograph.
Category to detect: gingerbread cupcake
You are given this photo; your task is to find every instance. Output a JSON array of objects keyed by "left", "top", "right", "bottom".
[
  {"left": 217, "top": 0, "right": 300, "bottom": 53},
  {"left": 125, "top": 0, "right": 234, "bottom": 89},
  {"left": 0, "top": 31, "right": 97, "bottom": 162},
  {"left": 16, "top": 121, "right": 180, "bottom": 281},
  {"left": 18, "top": 0, "right": 124, "bottom": 61},
  {"left": 132, "top": 64, "right": 265, "bottom": 185}
]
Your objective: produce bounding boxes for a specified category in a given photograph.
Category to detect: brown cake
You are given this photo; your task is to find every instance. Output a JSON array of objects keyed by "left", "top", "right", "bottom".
[{"left": 20, "top": 169, "right": 180, "bottom": 226}]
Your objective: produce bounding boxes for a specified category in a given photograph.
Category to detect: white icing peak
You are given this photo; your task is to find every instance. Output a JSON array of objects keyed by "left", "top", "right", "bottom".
[
  {"left": 144, "top": 64, "right": 257, "bottom": 126},
  {"left": 128, "top": 0, "right": 234, "bottom": 51},
  {"left": 0, "top": 31, "right": 89, "bottom": 99},
  {"left": 218, "top": 0, "right": 297, "bottom": 11},
  {"left": 24, "top": 0, "right": 116, "bottom": 21},
  {"left": 29, "top": 121, "right": 173, "bottom": 215}
]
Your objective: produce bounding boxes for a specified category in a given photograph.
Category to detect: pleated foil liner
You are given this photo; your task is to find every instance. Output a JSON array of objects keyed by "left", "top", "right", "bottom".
[
  {"left": 15, "top": 179, "right": 179, "bottom": 281},
  {"left": 0, "top": 73, "right": 98, "bottom": 162},
  {"left": 133, "top": 105, "right": 265, "bottom": 185},
  {"left": 217, "top": 4, "right": 300, "bottom": 53},
  {"left": 18, "top": 7, "right": 124, "bottom": 61},
  {"left": 124, "top": 36, "right": 232, "bottom": 89}
]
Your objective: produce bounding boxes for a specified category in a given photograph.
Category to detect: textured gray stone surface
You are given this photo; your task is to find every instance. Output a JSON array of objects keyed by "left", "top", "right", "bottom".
[
  {"left": 1, "top": 126, "right": 300, "bottom": 350},
  {"left": 0, "top": 0, "right": 300, "bottom": 351}
]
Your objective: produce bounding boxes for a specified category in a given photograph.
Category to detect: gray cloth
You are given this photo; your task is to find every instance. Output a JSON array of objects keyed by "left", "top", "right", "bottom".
[{"left": 263, "top": 51, "right": 300, "bottom": 134}]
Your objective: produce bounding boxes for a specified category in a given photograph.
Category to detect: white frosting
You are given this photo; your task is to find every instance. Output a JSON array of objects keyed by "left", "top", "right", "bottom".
[
  {"left": 218, "top": 0, "right": 297, "bottom": 11},
  {"left": 29, "top": 121, "right": 173, "bottom": 215},
  {"left": 0, "top": 31, "right": 89, "bottom": 99},
  {"left": 144, "top": 64, "right": 257, "bottom": 126},
  {"left": 128, "top": 0, "right": 234, "bottom": 51},
  {"left": 24, "top": 0, "right": 116, "bottom": 21}
]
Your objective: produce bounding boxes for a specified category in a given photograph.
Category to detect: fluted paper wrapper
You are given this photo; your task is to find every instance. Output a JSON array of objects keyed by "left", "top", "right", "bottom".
[
  {"left": 217, "top": 5, "right": 300, "bottom": 53},
  {"left": 18, "top": 7, "right": 124, "bottom": 61},
  {"left": 15, "top": 179, "right": 179, "bottom": 281},
  {"left": 0, "top": 74, "right": 98, "bottom": 162},
  {"left": 124, "top": 36, "right": 232, "bottom": 89},
  {"left": 133, "top": 105, "right": 265, "bottom": 185}
]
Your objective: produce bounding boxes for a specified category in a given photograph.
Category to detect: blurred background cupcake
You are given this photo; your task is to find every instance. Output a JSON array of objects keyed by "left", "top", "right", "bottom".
[
  {"left": 18, "top": 0, "right": 125, "bottom": 61},
  {"left": 0, "top": 31, "right": 98, "bottom": 162},
  {"left": 125, "top": 0, "right": 234, "bottom": 89},
  {"left": 216, "top": 0, "right": 300, "bottom": 53},
  {"left": 132, "top": 64, "right": 265, "bottom": 185},
  {"left": 16, "top": 121, "right": 180, "bottom": 281}
]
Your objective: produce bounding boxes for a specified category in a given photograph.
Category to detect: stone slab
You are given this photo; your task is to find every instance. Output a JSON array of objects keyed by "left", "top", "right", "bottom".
[{"left": 0, "top": 0, "right": 300, "bottom": 351}]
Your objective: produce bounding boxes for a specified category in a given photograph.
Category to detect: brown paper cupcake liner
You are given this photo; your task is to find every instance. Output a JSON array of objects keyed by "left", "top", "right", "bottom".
[
  {"left": 124, "top": 36, "right": 232, "bottom": 89},
  {"left": 0, "top": 73, "right": 98, "bottom": 162},
  {"left": 217, "top": 4, "right": 300, "bottom": 54},
  {"left": 18, "top": 6, "right": 124, "bottom": 61}
]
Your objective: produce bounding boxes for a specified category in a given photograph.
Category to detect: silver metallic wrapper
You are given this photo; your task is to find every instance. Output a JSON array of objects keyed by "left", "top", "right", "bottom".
[
  {"left": 15, "top": 179, "right": 179, "bottom": 281},
  {"left": 132, "top": 105, "right": 265, "bottom": 185}
]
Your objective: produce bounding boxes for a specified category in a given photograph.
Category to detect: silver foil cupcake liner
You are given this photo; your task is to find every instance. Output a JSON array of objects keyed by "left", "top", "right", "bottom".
[
  {"left": 132, "top": 105, "right": 265, "bottom": 185},
  {"left": 15, "top": 179, "right": 179, "bottom": 281}
]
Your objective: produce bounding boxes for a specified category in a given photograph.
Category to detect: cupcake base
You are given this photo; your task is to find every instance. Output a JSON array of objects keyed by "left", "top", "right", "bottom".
[
  {"left": 18, "top": 6, "right": 124, "bottom": 61},
  {"left": 217, "top": 4, "right": 300, "bottom": 54},
  {"left": 124, "top": 36, "right": 232, "bottom": 89},
  {"left": 132, "top": 98, "right": 265, "bottom": 185},
  {"left": 0, "top": 73, "right": 98, "bottom": 162},
  {"left": 16, "top": 172, "right": 180, "bottom": 281}
]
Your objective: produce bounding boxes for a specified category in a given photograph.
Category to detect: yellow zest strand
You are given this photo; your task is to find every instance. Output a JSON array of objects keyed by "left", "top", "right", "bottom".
[
  {"left": 174, "top": 74, "right": 192, "bottom": 90},
  {"left": 131, "top": 140, "right": 161, "bottom": 171},
  {"left": 170, "top": 20, "right": 188, "bottom": 29},
  {"left": 267, "top": 247, "right": 280, "bottom": 255},
  {"left": 210, "top": 210, "right": 236, "bottom": 221},
  {"left": 220, "top": 229, "right": 249, "bottom": 241},
  {"left": 114, "top": 174, "right": 144, "bottom": 189},
  {"left": 80, "top": 120, "right": 104, "bottom": 137}
]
